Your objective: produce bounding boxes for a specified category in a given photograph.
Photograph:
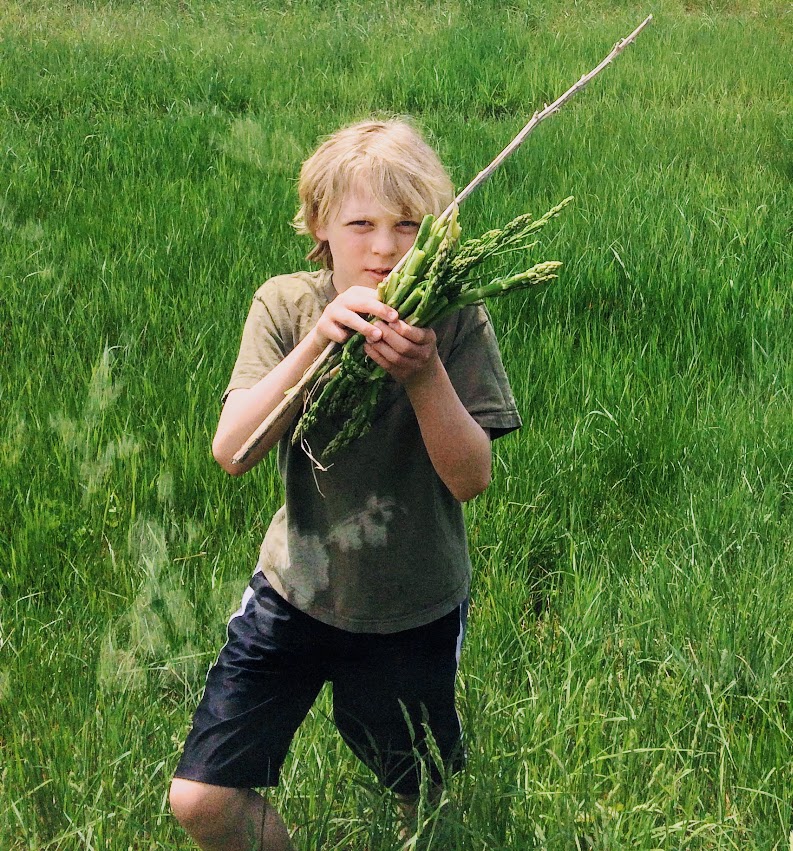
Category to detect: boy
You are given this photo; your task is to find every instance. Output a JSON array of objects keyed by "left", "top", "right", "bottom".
[{"left": 170, "top": 118, "right": 521, "bottom": 850}]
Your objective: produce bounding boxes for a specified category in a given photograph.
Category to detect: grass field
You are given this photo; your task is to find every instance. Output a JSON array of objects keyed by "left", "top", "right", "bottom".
[{"left": 1, "top": 0, "right": 791, "bottom": 847}]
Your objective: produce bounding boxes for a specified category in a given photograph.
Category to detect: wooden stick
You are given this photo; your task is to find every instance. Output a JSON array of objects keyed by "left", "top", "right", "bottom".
[
  {"left": 232, "top": 338, "right": 336, "bottom": 464},
  {"left": 450, "top": 14, "right": 653, "bottom": 210},
  {"left": 232, "top": 14, "right": 653, "bottom": 465}
]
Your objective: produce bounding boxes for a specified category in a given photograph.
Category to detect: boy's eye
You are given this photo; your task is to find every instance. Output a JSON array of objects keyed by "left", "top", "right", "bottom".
[{"left": 344, "top": 219, "right": 420, "bottom": 232}]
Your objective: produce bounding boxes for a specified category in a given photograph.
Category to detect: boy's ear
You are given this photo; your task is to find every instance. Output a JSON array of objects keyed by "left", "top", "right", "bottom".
[{"left": 315, "top": 224, "right": 327, "bottom": 241}]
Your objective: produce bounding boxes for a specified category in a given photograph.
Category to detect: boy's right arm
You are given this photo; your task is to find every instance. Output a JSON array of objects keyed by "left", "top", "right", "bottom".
[{"left": 212, "top": 287, "right": 398, "bottom": 475}]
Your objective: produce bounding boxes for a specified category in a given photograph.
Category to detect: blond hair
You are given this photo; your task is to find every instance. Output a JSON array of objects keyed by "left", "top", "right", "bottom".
[{"left": 293, "top": 118, "right": 454, "bottom": 268}]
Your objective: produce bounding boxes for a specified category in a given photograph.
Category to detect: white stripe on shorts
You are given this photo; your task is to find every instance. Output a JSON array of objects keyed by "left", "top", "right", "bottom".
[
  {"left": 226, "top": 562, "right": 263, "bottom": 627},
  {"left": 455, "top": 605, "right": 465, "bottom": 667}
]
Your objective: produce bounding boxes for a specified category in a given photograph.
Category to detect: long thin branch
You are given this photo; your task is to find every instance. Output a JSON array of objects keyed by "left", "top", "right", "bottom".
[
  {"left": 450, "top": 14, "right": 653, "bottom": 210},
  {"left": 232, "top": 14, "right": 652, "bottom": 465}
]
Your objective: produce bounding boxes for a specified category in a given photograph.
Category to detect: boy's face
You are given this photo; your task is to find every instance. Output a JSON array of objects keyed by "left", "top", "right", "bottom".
[{"left": 316, "top": 186, "right": 421, "bottom": 292}]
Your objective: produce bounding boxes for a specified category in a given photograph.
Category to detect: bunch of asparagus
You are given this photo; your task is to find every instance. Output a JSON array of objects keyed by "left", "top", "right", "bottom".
[{"left": 293, "top": 196, "right": 573, "bottom": 458}]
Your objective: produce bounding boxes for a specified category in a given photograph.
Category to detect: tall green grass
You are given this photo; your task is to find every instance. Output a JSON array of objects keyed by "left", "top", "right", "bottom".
[{"left": 1, "top": 0, "right": 791, "bottom": 847}]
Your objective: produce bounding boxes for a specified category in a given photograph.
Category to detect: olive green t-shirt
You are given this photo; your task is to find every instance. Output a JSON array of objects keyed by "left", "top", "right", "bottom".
[{"left": 225, "top": 269, "right": 521, "bottom": 633}]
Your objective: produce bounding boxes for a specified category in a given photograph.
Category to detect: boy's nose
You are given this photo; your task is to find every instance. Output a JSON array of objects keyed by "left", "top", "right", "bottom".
[{"left": 371, "top": 228, "right": 398, "bottom": 257}]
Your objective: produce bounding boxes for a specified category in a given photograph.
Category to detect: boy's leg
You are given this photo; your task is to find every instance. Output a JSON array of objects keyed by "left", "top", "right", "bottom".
[
  {"left": 394, "top": 785, "right": 442, "bottom": 841},
  {"left": 169, "top": 778, "right": 293, "bottom": 851},
  {"left": 331, "top": 600, "right": 468, "bottom": 801},
  {"left": 171, "top": 569, "right": 328, "bottom": 848}
]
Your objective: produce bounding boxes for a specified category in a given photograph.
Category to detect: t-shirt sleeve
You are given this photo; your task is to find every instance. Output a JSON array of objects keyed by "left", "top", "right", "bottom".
[
  {"left": 442, "top": 305, "right": 522, "bottom": 440},
  {"left": 222, "top": 288, "right": 287, "bottom": 402}
]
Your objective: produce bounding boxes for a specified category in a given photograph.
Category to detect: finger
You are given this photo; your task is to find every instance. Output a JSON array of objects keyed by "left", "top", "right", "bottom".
[
  {"left": 367, "top": 302, "right": 400, "bottom": 324},
  {"left": 387, "top": 320, "right": 435, "bottom": 345},
  {"left": 363, "top": 342, "right": 391, "bottom": 370},
  {"left": 324, "top": 324, "right": 352, "bottom": 344},
  {"left": 330, "top": 308, "right": 385, "bottom": 343},
  {"left": 339, "top": 288, "right": 399, "bottom": 324},
  {"left": 374, "top": 323, "right": 419, "bottom": 358}
]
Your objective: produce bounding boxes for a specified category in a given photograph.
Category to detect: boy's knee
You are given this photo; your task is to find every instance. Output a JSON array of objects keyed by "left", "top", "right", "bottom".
[
  {"left": 169, "top": 777, "right": 205, "bottom": 829},
  {"left": 169, "top": 777, "right": 243, "bottom": 833}
]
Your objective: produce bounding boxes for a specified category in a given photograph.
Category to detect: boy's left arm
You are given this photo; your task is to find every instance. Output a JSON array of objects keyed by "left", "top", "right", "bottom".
[{"left": 365, "top": 320, "right": 492, "bottom": 503}]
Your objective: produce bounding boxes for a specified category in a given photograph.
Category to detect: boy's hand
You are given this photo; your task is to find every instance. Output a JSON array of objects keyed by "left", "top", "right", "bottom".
[
  {"left": 363, "top": 319, "right": 439, "bottom": 386},
  {"left": 314, "top": 286, "right": 399, "bottom": 347}
]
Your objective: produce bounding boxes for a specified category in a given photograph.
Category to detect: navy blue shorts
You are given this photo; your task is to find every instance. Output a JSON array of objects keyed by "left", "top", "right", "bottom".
[{"left": 174, "top": 568, "right": 467, "bottom": 796}]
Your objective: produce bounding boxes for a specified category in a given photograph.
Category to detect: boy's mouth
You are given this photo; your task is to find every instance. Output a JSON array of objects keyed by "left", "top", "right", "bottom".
[{"left": 366, "top": 268, "right": 392, "bottom": 280}]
